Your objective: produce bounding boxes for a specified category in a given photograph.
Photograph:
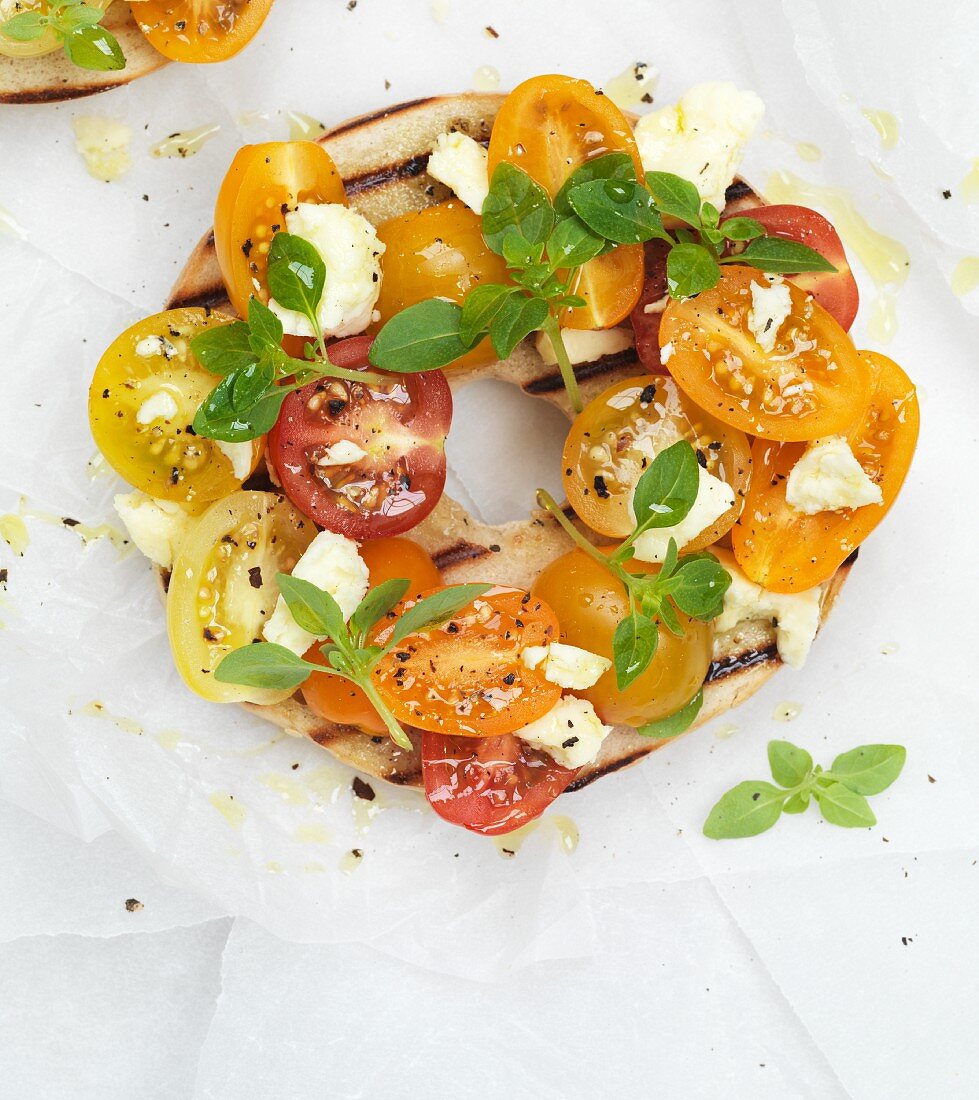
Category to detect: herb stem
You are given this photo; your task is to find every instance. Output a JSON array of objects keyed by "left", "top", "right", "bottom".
[
  {"left": 535, "top": 488, "right": 635, "bottom": 592},
  {"left": 356, "top": 666, "right": 414, "bottom": 751},
  {"left": 541, "top": 314, "right": 583, "bottom": 414}
]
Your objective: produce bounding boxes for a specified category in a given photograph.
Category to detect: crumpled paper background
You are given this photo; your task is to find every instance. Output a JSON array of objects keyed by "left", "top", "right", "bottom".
[{"left": 1, "top": 0, "right": 977, "bottom": 1095}]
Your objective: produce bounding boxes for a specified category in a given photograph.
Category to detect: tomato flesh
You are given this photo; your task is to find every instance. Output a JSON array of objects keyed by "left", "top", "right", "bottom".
[
  {"left": 371, "top": 586, "right": 561, "bottom": 737},
  {"left": 422, "top": 732, "right": 577, "bottom": 836},
  {"left": 732, "top": 351, "right": 919, "bottom": 592},
  {"left": 268, "top": 336, "right": 452, "bottom": 540},
  {"left": 629, "top": 240, "right": 671, "bottom": 372},
  {"left": 133, "top": 0, "right": 274, "bottom": 63}
]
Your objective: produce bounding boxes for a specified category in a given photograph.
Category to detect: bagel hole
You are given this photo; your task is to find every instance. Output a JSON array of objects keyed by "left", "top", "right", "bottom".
[{"left": 444, "top": 378, "right": 568, "bottom": 526}]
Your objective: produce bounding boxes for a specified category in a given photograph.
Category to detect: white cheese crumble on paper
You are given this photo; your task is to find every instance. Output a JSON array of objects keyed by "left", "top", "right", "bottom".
[
  {"left": 114, "top": 492, "right": 194, "bottom": 569},
  {"left": 263, "top": 530, "right": 369, "bottom": 657},
  {"left": 135, "top": 391, "right": 179, "bottom": 425},
  {"left": 748, "top": 276, "right": 793, "bottom": 353},
  {"left": 521, "top": 643, "right": 612, "bottom": 690},
  {"left": 632, "top": 465, "right": 736, "bottom": 563},
  {"left": 426, "top": 131, "right": 490, "bottom": 213},
  {"left": 634, "top": 82, "right": 764, "bottom": 210},
  {"left": 72, "top": 116, "right": 132, "bottom": 183},
  {"left": 268, "top": 203, "right": 384, "bottom": 341},
  {"left": 214, "top": 440, "right": 254, "bottom": 482},
  {"left": 516, "top": 696, "right": 612, "bottom": 770},
  {"left": 785, "top": 436, "right": 883, "bottom": 515},
  {"left": 534, "top": 327, "right": 634, "bottom": 366}
]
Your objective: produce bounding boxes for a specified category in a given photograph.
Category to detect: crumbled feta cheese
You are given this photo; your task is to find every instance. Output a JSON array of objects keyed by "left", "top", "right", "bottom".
[
  {"left": 268, "top": 203, "right": 385, "bottom": 341},
  {"left": 534, "top": 327, "right": 634, "bottom": 366},
  {"left": 114, "top": 492, "right": 195, "bottom": 569},
  {"left": 426, "top": 131, "right": 490, "bottom": 213},
  {"left": 634, "top": 82, "right": 764, "bottom": 209},
  {"left": 713, "top": 550, "right": 822, "bottom": 669},
  {"left": 521, "top": 643, "right": 612, "bottom": 690},
  {"left": 135, "top": 335, "right": 177, "bottom": 359},
  {"left": 785, "top": 436, "right": 884, "bottom": 515},
  {"left": 72, "top": 116, "right": 132, "bottom": 183},
  {"left": 660, "top": 340, "right": 674, "bottom": 364},
  {"left": 747, "top": 276, "right": 792, "bottom": 353},
  {"left": 263, "top": 530, "right": 369, "bottom": 656},
  {"left": 313, "top": 440, "right": 368, "bottom": 466},
  {"left": 214, "top": 440, "right": 254, "bottom": 482},
  {"left": 516, "top": 695, "right": 612, "bottom": 770},
  {"left": 135, "top": 391, "right": 179, "bottom": 425},
  {"left": 632, "top": 465, "right": 736, "bottom": 562}
]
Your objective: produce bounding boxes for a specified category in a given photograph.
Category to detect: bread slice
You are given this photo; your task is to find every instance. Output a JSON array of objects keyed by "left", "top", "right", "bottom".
[
  {"left": 162, "top": 92, "right": 852, "bottom": 790},
  {"left": 0, "top": 5, "right": 167, "bottom": 104}
]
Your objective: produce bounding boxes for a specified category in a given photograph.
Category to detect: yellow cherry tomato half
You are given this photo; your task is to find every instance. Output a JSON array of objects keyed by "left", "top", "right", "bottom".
[
  {"left": 0, "top": 0, "right": 112, "bottom": 58},
  {"left": 132, "top": 0, "right": 274, "bottom": 64},
  {"left": 659, "top": 266, "right": 872, "bottom": 441},
  {"left": 563, "top": 374, "right": 751, "bottom": 543},
  {"left": 167, "top": 490, "right": 316, "bottom": 703},
  {"left": 89, "top": 308, "right": 260, "bottom": 505}
]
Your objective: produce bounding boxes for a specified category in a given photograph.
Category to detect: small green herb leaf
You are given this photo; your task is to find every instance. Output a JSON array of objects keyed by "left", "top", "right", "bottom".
[
  {"left": 668, "top": 555, "right": 731, "bottom": 620},
  {"left": 247, "top": 296, "right": 285, "bottom": 351},
  {"left": 55, "top": 3, "right": 105, "bottom": 32},
  {"left": 825, "top": 744, "right": 906, "bottom": 795},
  {"left": 703, "top": 781, "right": 787, "bottom": 839},
  {"left": 276, "top": 573, "right": 347, "bottom": 639},
  {"left": 767, "top": 740, "right": 814, "bottom": 788},
  {"left": 1, "top": 11, "right": 48, "bottom": 40},
  {"left": 644, "top": 171, "right": 703, "bottom": 228},
  {"left": 458, "top": 284, "right": 516, "bottom": 348},
  {"left": 230, "top": 356, "right": 277, "bottom": 411},
  {"left": 193, "top": 374, "right": 286, "bottom": 442},
  {"left": 547, "top": 216, "right": 605, "bottom": 268},
  {"left": 720, "top": 216, "right": 766, "bottom": 242},
  {"left": 632, "top": 440, "right": 700, "bottom": 533},
  {"left": 738, "top": 236, "right": 836, "bottom": 273},
  {"left": 666, "top": 242, "right": 721, "bottom": 298},
  {"left": 568, "top": 178, "right": 666, "bottom": 245},
  {"left": 611, "top": 609, "right": 659, "bottom": 690},
  {"left": 267, "top": 232, "right": 326, "bottom": 320},
  {"left": 190, "top": 322, "right": 257, "bottom": 376},
  {"left": 489, "top": 294, "right": 549, "bottom": 360},
  {"left": 214, "top": 643, "right": 314, "bottom": 691},
  {"left": 782, "top": 789, "right": 811, "bottom": 814},
  {"left": 63, "top": 23, "right": 124, "bottom": 71},
  {"left": 369, "top": 298, "right": 469, "bottom": 372},
  {"left": 814, "top": 782, "right": 877, "bottom": 828},
  {"left": 389, "top": 584, "right": 492, "bottom": 647},
  {"left": 349, "top": 577, "right": 411, "bottom": 639},
  {"left": 482, "top": 162, "right": 554, "bottom": 253},
  {"left": 638, "top": 689, "right": 703, "bottom": 740},
  {"left": 553, "top": 152, "right": 637, "bottom": 215}
]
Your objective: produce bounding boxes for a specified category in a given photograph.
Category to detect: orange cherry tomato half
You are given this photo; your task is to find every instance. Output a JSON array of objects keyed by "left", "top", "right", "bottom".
[
  {"left": 371, "top": 586, "right": 561, "bottom": 737},
  {"left": 487, "top": 73, "right": 644, "bottom": 330},
  {"left": 133, "top": 0, "right": 274, "bottom": 63},
  {"left": 301, "top": 538, "right": 441, "bottom": 733},
  {"left": 659, "top": 265, "right": 872, "bottom": 442},
  {"left": 374, "top": 200, "right": 510, "bottom": 369},
  {"left": 213, "top": 141, "right": 347, "bottom": 318},
  {"left": 422, "top": 732, "right": 578, "bottom": 836},
  {"left": 732, "top": 351, "right": 919, "bottom": 593}
]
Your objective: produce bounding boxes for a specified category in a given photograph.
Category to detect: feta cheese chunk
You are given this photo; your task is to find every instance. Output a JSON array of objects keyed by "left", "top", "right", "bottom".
[
  {"left": 634, "top": 82, "right": 764, "bottom": 209},
  {"left": 426, "top": 131, "right": 490, "bottom": 213},
  {"left": 747, "top": 276, "right": 792, "bottom": 353},
  {"left": 534, "top": 327, "right": 634, "bottom": 366},
  {"left": 516, "top": 696, "right": 612, "bottom": 770},
  {"left": 135, "top": 335, "right": 177, "bottom": 359},
  {"left": 713, "top": 550, "right": 821, "bottom": 669},
  {"left": 262, "top": 530, "right": 369, "bottom": 656},
  {"left": 314, "top": 440, "right": 368, "bottom": 466},
  {"left": 268, "top": 203, "right": 385, "bottom": 341},
  {"left": 114, "top": 492, "right": 194, "bottom": 569},
  {"left": 135, "top": 391, "right": 179, "bottom": 425},
  {"left": 785, "top": 436, "right": 883, "bottom": 515},
  {"left": 72, "top": 116, "right": 132, "bottom": 183},
  {"left": 214, "top": 440, "right": 254, "bottom": 482},
  {"left": 521, "top": 643, "right": 612, "bottom": 690},
  {"left": 633, "top": 465, "right": 736, "bottom": 563}
]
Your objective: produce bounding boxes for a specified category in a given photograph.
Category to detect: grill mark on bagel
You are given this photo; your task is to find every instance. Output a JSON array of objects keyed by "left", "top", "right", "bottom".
[
  {"left": 326, "top": 97, "right": 438, "bottom": 138},
  {"left": 724, "top": 179, "right": 757, "bottom": 205},
  {"left": 343, "top": 154, "right": 431, "bottom": 195},
  {"left": 522, "top": 349, "right": 640, "bottom": 395},
  {"left": 1, "top": 81, "right": 121, "bottom": 104},
  {"left": 566, "top": 749, "right": 651, "bottom": 792},
  {"left": 432, "top": 539, "right": 491, "bottom": 570},
  {"left": 707, "top": 644, "right": 778, "bottom": 682},
  {"left": 168, "top": 286, "right": 232, "bottom": 312}
]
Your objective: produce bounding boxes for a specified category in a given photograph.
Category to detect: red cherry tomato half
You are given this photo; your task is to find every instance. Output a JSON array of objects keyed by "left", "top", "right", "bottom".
[
  {"left": 268, "top": 336, "right": 452, "bottom": 539},
  {"left": 723, "top": 204, "right": 859, "bottom": 331},
  {"left": 629, "top": 239, "right": 670, "bottom": 372},
  {"left": 421, "top": 732, "right": 578, "bottom": 836}
]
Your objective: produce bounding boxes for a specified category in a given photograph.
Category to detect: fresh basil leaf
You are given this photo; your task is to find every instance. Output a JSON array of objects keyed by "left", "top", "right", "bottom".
[
  {"left": 611, "top": 610, "right": 659, "bottom": 690},
  {"left": 190, "top": 322, "right": 257, "bottom": 376},
  {"left": 1, "top": 11, "right": 48, "bottom": 40},
  {"left": 553, "top": 152, "right": 637, "bottom": 216},
  {"left": 489, "top": 294, "right": 549, "bottom": 360},
  {"left": 568, "top": 178, "right": 666, "bottom": 245},
  {"left": 666, "top": 242, "right": 721, "bottom": 298},
  {"left": 637, "top": 689, "right": 703, "bottom": 740},
  {"left": 63, "top": 23, "right": 124, "bottom": 71},
  {"left": 825, "top": 744, "right": 906, "bottom": 795},
  {"left": 193, "top": 384, "right": 286, "bottom": 442},
  {"left": 247, "top": 296, "right": 284, "bottom": 351},
  {"left": 659, "top": 537, "right": 679, "bottom": 579},
  {"left": 782, "top": 789, "right": 811, "bottom": 814},
  {"left": 768, "top": 740, "right": 814, "bottom": 788},
  {"left": 701, "top": 202, "right": 720, "bottom": 230},
  {"left": 668, "top": 556, "right": 731, "bottom": 620},
  {"left": 349, "top": 577, "right": 411, "bottom": 639},
  {"left": 267, "top": 232, "right": 326, "bottom": 319},
  {"left": 721, "top": 216, "right": 766, "bottom": 242},
  {"left": 739, "top": 236, "right": 837, "bottom": 273},
  {"left": 214, "top": 642, "right": 313, "bottom": 691},
  {"left": 814, "top": 782, "right": 877, "bottom": 828},
  {"left": 276, "top": 574, "right": 347, "bottom": 639},
  {"left": 703, "top": 781, "right": 787, "bottom": 839},
  {"left": 230, "top": 356, "right": 276, "bottom": 411},
  {"left": 547, "top": 216, "right": 605, "bottom": 268},
  {"left": 644, "top": 171, "right": 703, "bottom": 227},
  {"left": 389, "top": 583, "right": 492, "bottom": 646},
  {"left": 369, "top": 298, "right": 469, "bottom": 372},
  {"left": 701, "top": 225, "right": 725, "bottom": 249},
  {"left": 482, "top": 162, "right": 555, "bottom": 253},
  {"left": 655, "top": 597, "right": 683, "bottom": 637},
  {"left": 459, "top": 284, "right": 516, "bottom": 348},
  {"left": 54, "top": 3, "right": 105, "bottom": 32},
  {"left": 632, "top": 440, "right": 700, "bottom": 532},
  {"left": 501, "top": 232, "right": 543, "bottom": 268}
]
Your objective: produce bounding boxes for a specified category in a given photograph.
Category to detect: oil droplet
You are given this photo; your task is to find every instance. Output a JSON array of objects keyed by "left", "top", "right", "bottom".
[
  {"left": 951, "top": 256, "right": 979, "bottom": 297},
  {"left": 795, "top": 142, "right": 822, "bottom": 163},
  {"left": 77, "top": 700, "right": 143, "bottom": 735},
  {"left": 880, "top": 642, "right": 899, "bottom": 655},
  {"left": 340, "top": 848, "right": 364, "bottom": 874},
  {"left": 294, "top": 823, "right": 330, "bottom": 844},
  {"left": 265, "top": 861, "right": 284, "bottom": 874},
  {"left": 285, "top": 111, "right": 326, "bottom": 141},
  {"left": 236, "top": 109, "right": 272, "bottom": 128},
  {"left": 304, "top": 862, "right": 326, "bottom": 873},
  {"left": 429, "top": 0, "right": 450, "bottom": 22},
  {"left": 86, "top": 450, "right": 111, "bottom": 480},
  {"left": 861, "top": 107, "right": 900, "bottom": 150},
  {"left": 208, "top": 791, "right": 246, "bottom": 829},
  {"left": 303, "top": 765, "right": 345, "bottom": 805},
  {"left": 602, "top": 61, "right": 659, "bottom": 111},
  {"left": 155, "top": 730, "right": 183, "bottom": 751},
  {"left": 151, "top": 123, "right": 220, "bottom": 159},
  {"left": 493, "top": 819, "right": 540, "bottom": 857},
  {"left": 259, "top": 773, "right": 309, "bottom": 806},
  {"left": 352, "top": 794, "right": 379, "bottom": 833},
  {"left": 0, "top": 514, "right": 29, "bottom": 555},
  {"left": 0, "top": 203, "right": 26, "bottom": 238},
  {"left": 714, "top": 723, "right": 739, "bottom": 740},
  {"left": 867, "top": 290, "right": 898, "bottom": 343},
  {"left": 471, "top": 65, "right": 500, "bottom": 92},
  {"left": 773, "top": 701, "right": 802, "bottom": 722},
  {"left": 960, "top": 158, "right": 979, "bottom": 204},
  {"left": 15, "top": 498, "right": 129, "bottom": 553},
  {"left": 551, "top": 815, "right": 579, "bottom": 854}
]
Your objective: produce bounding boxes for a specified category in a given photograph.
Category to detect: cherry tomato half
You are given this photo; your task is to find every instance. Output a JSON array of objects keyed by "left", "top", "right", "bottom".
[
  {"left": 724, "top": 205, "right": 859, "bottom": 331},
  {"left": 629, "top": 239, "right": 671, "bottom": 372},
  {"left": 268, "top": 336, "right": 452, "bottom": 539},
  {"left": 488, "top": 73, "right": 644, "bottom": 330},
  {"left": 732, "top": 351, "right": 919, "bottom": 592},
  {"left": 422, "top": 732, "right": 578, "bottom": 836},
  {"left": 214, "top": 141, "right": 347, "bottom": 319},
  {"left": 133, "top": 0, "right": 274, "bottom": 63},
  {"left": 659, "top": 265, "right": 872, "bottom": 442},
  {"left": 371, "top": 586, "right": 562, "bottom": 737}
]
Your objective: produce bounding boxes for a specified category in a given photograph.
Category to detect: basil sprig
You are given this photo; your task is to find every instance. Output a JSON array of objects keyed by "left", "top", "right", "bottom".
[
  {"left": 704, "top": 741, "right": 907, "bottom": 839},
  {"left": 191, "top": 233, "right": 415, "bottom": 443},
  {"left": 215, "top": 575, "right": 492, "bottom": 750},
  {"left": 1, "top": 1, "right": 124, "bottom": 72},
  {"left": 537, "top": 440, "right": 731, "bottom": 709}
]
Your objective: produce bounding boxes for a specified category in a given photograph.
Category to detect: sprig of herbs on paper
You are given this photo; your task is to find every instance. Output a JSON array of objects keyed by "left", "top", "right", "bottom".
[
  {"left": 191, "top": 233, "right": 414, "bottom": 443},
  {"left": 215, "top": 575, "right": 491, "bottom": 750},
  {"left": 704, "top": 741, "right": 907, "bottom": 839},
  {"left": 537, "top": 439, "right": 730, "bottom": 737},
  {"left": 0, "top": 1, "right": 124, "bottom": 71}
]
